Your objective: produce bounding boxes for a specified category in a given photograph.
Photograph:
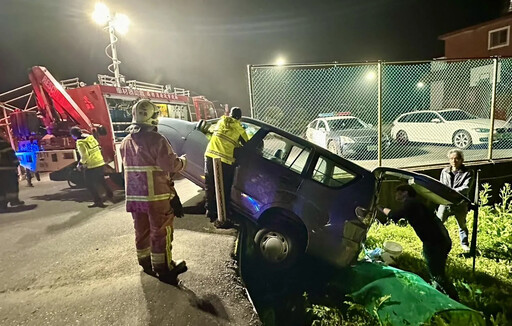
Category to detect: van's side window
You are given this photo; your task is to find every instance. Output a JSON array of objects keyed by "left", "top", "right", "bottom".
[{"left": 312, "top": 156, "right": 355, "bottom": 187}]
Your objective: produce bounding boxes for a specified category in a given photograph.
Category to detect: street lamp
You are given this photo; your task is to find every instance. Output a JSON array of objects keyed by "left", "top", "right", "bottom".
[
  {"left": 365, "top": 71, "right": 376, "bottom": 81},
  {"left": 275, "top": 57, "right": 286, "bottom": 66},
  {"left": 92, "top": 2, "right": 130, "bottom": 87}
]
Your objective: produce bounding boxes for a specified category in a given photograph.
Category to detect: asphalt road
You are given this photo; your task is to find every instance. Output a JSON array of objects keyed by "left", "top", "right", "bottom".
[{"left": 0, "top": 175, "right": 260, "bottom": 326}]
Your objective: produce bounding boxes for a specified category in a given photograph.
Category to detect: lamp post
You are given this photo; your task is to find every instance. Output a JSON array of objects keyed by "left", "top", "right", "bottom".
[{"left": 92, "top": 3, "right": 130, "bottom": 87}]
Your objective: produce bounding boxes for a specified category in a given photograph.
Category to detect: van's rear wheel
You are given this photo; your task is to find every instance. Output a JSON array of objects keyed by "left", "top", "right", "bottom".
[{"left": 254, "top": 219, "right": 306, "bottom": 271}]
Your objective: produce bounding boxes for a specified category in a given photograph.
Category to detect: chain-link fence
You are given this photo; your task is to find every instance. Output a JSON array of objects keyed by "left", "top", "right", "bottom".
[{"left": 248, "top": 58, "right": 512, "bottom": 170}]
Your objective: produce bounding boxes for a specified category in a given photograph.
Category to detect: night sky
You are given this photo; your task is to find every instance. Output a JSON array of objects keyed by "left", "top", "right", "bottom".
[{"left": 0, "top": 0, "right": 508, "bottom": 112}]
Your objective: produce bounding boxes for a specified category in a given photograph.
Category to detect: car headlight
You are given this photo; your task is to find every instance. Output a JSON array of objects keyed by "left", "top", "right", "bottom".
[
  {"left": 340, "top": 136, "right": 355, "bottom": 144},
  {"left": 473, "top": 128, "right": 490, "bottom": 133}
]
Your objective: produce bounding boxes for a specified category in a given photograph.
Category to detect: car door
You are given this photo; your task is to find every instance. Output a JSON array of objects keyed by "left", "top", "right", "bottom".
[
  {"left": 373, "top": 167, "right": 471, "bottom": 207},
  {"left": 232, "top": 129, "right": 312, "bottom": 218},
  {"left": 295, "top": 151, "right": 376, "bottom": 266},
  {"left": 419, "top": 112, "right": 443, "bottom": 143},
  {"left": 313, "top": 120, "right": 328, "bottom": 148},
  {"left": 306, "top": 120, "right": 317, "bottom": 142}
]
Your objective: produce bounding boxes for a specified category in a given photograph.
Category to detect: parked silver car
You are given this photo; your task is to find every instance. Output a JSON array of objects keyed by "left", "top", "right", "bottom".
[
  {"left": 158, "top": 117, "right": 470, "bottom": 270},
  {"left": 305, "top": 113, "right": 390, "bottom": 159}
]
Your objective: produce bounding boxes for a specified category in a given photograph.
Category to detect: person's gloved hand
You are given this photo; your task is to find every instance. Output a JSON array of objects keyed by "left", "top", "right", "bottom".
[{"left": 76, "top": 163, "right": 84, "bottom": 171}]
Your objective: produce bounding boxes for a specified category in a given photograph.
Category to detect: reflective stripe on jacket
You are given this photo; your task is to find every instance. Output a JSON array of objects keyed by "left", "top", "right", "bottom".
[
  {"left": 205, "top": 116, "right": 249, "bottom": 165},
  {"left": 76, "top": 135, "right": 105, "bottom": 169},
  {"left": 120, "top": 129, "right": 185, "bottom": 212}
]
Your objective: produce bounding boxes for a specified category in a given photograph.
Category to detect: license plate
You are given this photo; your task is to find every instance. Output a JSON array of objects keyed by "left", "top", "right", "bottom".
[{"left": 367, "top": 145, "right": 377, "bottom": 151}]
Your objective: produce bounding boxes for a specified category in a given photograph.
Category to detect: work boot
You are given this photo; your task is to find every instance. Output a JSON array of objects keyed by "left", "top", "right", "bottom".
[
  {"left": 139, "top": 259, "right": 157, "bottom": 277},
  {"left": 157, "top": 260, "right": 187, "bottom": 285},
  {"left": 88, "top": 202, "right": 107, "bottom": 208},
  {"left": 9, "top": 200, "right": 25, "bottom": 207}
]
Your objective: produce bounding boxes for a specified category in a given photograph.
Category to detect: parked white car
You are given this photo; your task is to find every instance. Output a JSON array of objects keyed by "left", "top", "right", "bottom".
[{"left": 390, "top": 109, "right": 507, "bottom": 149}]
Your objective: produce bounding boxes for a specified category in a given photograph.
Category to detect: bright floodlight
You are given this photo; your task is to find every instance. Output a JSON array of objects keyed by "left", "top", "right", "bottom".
[
  {"left": 365, "top": 71, "right": 376, "bottom": 81},
  {"left": 417, "top": 81, "right": 425, "bottom": 88},
  {"left": 92, "top": 2, "right": 110, "bottom": 25},
  {"left": 113, "top": 13, "right": 130, "bottom": 35},
  {"left": 275, "top": 57, "right": 286, "bottom": 66}
]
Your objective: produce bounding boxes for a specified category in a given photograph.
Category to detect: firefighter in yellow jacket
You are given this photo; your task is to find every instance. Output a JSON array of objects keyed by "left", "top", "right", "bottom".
[
  {"left": 120, "top": 99, "right": 188, "bottom": 285},
  {"left": 204, "top": 107, "right": 248, "bottom": 222},
  {"left": 70, "top": 127, "right": 113, "bottom": 208}
]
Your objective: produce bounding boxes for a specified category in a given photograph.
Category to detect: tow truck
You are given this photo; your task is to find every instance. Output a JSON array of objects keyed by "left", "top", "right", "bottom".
[{"left": 0, "top": 66, "right": 224, "bottom": 187}]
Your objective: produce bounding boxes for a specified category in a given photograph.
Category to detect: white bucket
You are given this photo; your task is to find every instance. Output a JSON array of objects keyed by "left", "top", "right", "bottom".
[{"left": 381, "top": 241, "right": 403, "bottom": 265}]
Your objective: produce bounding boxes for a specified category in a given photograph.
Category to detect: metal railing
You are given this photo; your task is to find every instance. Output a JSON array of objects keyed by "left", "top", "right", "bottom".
[
  {"left": 60, "top": 77, "right": 85, "bottom": 89},
  {"left": 248, "top": 57, "right": 512, "bottom": 170}
]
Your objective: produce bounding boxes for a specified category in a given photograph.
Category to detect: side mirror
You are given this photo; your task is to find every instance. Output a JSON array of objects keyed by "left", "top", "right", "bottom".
[
  {"left": 196, "top": 119, "right": 205, "bottom": 132},
  {"left": 431, "top": 118, "right": 441, "bottom": 123},
  {"left": 319, "top": 127, "right": 326, "bottom": 132}
]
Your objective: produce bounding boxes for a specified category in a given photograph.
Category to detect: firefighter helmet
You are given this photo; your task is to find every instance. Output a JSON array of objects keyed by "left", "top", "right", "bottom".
[
  {"left": 230, "top": 107, "right": 242, "bottom": 120},
  {"left": 132, "top": 99, "right": 161, "bottom": 126}
]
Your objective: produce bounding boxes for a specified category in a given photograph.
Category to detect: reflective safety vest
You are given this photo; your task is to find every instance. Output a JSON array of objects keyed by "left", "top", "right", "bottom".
[
  {"left": 120, "top": 129, "right": 185, "bottom": 212},
  {"left": 205, "top": 116, "right": 249, "bottom": 165},
  {"left": 76, "top": 135, "right": 105, "bottom": 169}
]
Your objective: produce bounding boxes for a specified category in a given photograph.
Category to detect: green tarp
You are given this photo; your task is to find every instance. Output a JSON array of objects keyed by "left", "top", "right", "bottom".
[{"left": 341, "top": 262, "right": 485, "bottom": 325}]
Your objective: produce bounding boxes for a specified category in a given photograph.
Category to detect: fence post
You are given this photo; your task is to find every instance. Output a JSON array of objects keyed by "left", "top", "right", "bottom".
[
  {"left": 471, "top": 169, "right": 481, "bottom": 274},
  {"left": 377, "top": 61, "right": 383, "bottom": 167},
  {"left": 487, "top": 57, "right": 499, "bottom": 160},
  {"left": 247, "top": 65, "right": 255, "bottom": 118}
]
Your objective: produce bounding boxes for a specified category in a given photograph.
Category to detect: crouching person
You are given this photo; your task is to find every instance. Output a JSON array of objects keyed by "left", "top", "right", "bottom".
[
  {"left": 121, "top": 99, "right": 188, "bottom": 285},
  {"left": 377, "top": 184, "right": 459, "bottom": 301}
]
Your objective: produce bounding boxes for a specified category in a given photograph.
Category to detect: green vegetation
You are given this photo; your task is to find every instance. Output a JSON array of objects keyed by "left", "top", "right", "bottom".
[{"left": 305, "top": 183, "right": 512, "bottom": 325}]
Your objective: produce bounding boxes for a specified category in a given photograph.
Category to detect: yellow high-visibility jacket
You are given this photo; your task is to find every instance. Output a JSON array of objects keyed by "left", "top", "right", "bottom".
[
  {"left": 205, "top": 116, "right": 249, "bottom": 165},
  {"left": 76, "top": 135, "right": 105, "bottom": 169}
]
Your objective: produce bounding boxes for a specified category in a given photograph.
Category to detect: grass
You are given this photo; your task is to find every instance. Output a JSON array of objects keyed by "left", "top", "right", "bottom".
[{"left": 305, "top": 183, "right": 512, "bottom": 325}]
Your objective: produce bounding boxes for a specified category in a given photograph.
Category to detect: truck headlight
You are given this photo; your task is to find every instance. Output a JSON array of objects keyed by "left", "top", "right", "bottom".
[
  {"left": 473, "top": 128, "right": 490, "bottom": 133},
  {"left": 340, "top": 136, "right": 355, "bottom": 144}
]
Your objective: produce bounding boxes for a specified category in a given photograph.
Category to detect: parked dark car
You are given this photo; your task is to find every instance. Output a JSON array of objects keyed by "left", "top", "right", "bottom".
[{"left": 158, "top": 117, "right": 470, "bottom": 270}]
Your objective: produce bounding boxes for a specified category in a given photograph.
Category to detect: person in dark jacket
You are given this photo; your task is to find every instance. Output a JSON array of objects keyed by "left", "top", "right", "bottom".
[
  {"left": 437, "top": 149, "right": 473, "bottom": 252},
  {"left": 377, "top": 184, "right": 459, "bottom": 300},
  {"left": 0, "top": 136, "right": 24, "bottom": 211}
]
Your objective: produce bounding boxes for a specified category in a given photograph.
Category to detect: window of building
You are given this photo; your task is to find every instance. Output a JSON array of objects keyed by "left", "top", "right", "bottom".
[
  {"left": 488, "top": 26, "right": 510, "bottom": 50},
  {"left": 312, "top": 156, "right": 355, "bottom": 188}
]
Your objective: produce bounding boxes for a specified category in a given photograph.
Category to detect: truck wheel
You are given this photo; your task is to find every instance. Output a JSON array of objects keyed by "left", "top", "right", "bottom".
[
  {"left": 453, "top": 130, "right": 472, "bottom": 149},
  {"left": 254, "top": 219, "right": 306, "bottom": 271}
]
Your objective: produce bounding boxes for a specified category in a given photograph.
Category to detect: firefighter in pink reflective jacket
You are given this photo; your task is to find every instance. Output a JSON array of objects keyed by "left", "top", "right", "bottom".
[{"left": 120, "top": 99, "right": 187, "bottom": 284}]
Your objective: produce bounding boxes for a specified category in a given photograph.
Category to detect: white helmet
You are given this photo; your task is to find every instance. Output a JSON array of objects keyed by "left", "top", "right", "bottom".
[{"left": 131, "top": 99, "right": 160, "bottom": 126}]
